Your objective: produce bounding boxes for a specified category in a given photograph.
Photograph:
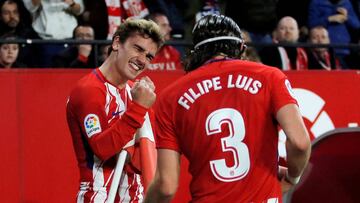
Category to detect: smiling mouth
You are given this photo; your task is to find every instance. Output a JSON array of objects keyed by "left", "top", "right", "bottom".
[{"left": 129, "top": 61, "right": 144, "bottom": 71}]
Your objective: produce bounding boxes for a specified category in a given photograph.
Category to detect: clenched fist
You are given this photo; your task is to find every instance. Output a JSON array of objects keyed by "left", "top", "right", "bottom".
[{"left": 131, "top": 76, "right": 156, "bottom": 108}]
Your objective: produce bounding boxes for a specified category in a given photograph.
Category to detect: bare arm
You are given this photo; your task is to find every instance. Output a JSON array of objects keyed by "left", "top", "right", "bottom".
[
  {"left": 145, "top": 149, "right": 180, "bottom": 203},
  {"left": 276, "top": 104, "right": 311, "bottom": 183}
]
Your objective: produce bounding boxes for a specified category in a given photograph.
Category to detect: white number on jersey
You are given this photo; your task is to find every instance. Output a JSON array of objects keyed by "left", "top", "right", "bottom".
[{"left": 206, "top": 108, "right": 250, "bottom": 182}]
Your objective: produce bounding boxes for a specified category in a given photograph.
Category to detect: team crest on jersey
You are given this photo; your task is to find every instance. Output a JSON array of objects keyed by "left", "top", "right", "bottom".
[
  {"left": 285, "top": 79, "right": 297, "bottom": 100},
  {"left": 84, "top": 114, "right": 102, "bottom": 137}
]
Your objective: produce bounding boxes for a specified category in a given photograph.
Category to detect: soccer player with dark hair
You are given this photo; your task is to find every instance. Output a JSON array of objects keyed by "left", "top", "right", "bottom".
[{"left": 145, "top": 14, "right": 311, "bottom": 203}]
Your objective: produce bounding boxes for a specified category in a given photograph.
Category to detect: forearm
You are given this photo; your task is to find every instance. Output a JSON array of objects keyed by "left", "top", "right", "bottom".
[
  {"left": 145, "top": 180, "right": 174, "bottom": 203},
  {"left": 89, "top": 102, "right": 148, "bottom": 160},
  {"left": 276, "top": 104, "right": 311, "bottom": 179},
  {"left": 145, "top": 149, "right": 180, "bottom": 203},
  {"left": 285, "top": 138, "right": 311, "bottom": 177}
]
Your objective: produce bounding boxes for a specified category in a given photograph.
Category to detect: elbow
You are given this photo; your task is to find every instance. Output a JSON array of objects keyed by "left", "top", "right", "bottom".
[
  {"left": 289, "top": 132, "right": 311, "bottom": 155},
  {"left": 158, "top": 181, "right": 177, "bottom": 200},
  {"left": 90, "top": 142, "right": 111, "bottom": 161}
]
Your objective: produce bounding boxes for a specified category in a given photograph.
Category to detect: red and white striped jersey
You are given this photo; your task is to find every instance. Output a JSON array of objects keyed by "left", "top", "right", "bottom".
[
  {"left": 67, "top": 68, "right": 149, "bottom": 202},
  {"left": 155, "top": 59, "right": 298, "bottom": 203}
]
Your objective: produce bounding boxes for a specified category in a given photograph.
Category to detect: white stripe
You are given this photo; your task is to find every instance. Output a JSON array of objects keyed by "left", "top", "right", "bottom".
[
  {"left": 76, "top": 190, "right": 86, "bottom": 203},
  {"left": 278, "top": 47, "right": 290, "bottom": 70},
  {"left": 105, "top": 83, "right": 112, "bottom": 116},
  {"left": 135, "top": 174, "right": 144, "bottom": 201},
  {"left": 118, "top": 172, "right": 131, "bottom": 202},
  {"left": 267, "top": 197, "right": 278, "bottom": 203},
  {"left": 126, "top": 84, "right": 132, "bottom": 100},
  {"left": 107, "top": 83, "right": 125, "bottom": 124},
  {"left": 90, "top": 156, "right": 106, "bottom": 202}
]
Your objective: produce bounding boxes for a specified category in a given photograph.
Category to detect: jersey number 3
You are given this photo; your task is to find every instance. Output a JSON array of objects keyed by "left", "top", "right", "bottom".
[{"left": 206, "top": 108, "right": 250, "bottom": 182}]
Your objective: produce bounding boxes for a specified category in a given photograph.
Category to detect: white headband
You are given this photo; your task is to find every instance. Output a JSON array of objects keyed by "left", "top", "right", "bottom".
[{"left": 194, "top": 36, "right": 243, "bottom": 49}]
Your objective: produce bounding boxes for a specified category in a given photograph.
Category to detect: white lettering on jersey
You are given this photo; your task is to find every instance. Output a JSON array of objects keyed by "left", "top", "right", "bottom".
[
  {"left": 227, "top": 74, "right": 262, "bottom": 94},
  {"left": 84, "top": 114, "right": 102, "bottom": 137},
  {"left": 148, "top": 62, "right": 176, "bottom": 70},
  {"left": 178, "top": 74, "right": 263, "bottom": 110},
  {"left": 178, "top": 76, "right": 222, "bottom": 110}
]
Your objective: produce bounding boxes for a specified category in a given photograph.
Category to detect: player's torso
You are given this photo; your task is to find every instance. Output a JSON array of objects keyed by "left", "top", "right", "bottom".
[
  {"left": 167, "top": 60, "right": 281, "bottom": 202},
  {"left": 70, "top": 70, "right": 143, "bottom": 202}
]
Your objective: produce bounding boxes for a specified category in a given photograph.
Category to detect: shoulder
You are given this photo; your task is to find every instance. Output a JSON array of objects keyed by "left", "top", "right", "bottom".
[{"left": 68, "top": 71, "right": 106, "bottom": 105}]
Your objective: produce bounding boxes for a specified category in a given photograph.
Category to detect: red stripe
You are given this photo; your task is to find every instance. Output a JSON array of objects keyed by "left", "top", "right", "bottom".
[{"left": 107, "top": 7, "right": 121, "bottom": 16}]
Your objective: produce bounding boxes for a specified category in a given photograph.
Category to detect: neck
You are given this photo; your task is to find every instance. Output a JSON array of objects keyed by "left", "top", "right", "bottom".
[{"left": 99, "top": 55, "right": 127, "bottom": 89}]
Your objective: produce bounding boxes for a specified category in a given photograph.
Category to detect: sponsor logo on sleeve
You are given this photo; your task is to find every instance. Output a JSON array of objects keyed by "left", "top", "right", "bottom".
[{"left": 84, "top": 114, "right": 102, "bottom": 138}]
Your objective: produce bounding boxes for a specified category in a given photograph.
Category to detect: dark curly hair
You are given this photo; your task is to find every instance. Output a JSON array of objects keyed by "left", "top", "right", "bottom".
[{"left": 184, "top": 14, "right": 246, "bottom": 72}]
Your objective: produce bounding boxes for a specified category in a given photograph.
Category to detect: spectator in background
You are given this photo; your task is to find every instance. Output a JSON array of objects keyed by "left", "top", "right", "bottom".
[
  {"left": 104, "top": 0, "right": 149, "bottom": 39},
  {"left": 195, "top": 0, "right": 220, "bottom": 22},
  {"left": 52, "top": 24, "right": 96, "bottom": 68},
  {"left": 0, "top": 34, "right": 26, "bottom": 68},
  {"left": 259, "top": 16, "right": 308, "bottom": 70},
  {"left": 0, "top": 0, "right": 39, "bottom": 67},
  {"left": 308, "top": 0, "right": 360, "bottom": 69},
  {"left": 306, "top": 26, "right": 341, "bottom": 70},
  {"left": 276, "top": 0, "right": 311, "bottom": 42},
  {"left": 0, "top": 0, "right": 38, "bottom": 38},
  {"left": 98, "top": 44, "right": 111, "bottom": 65},
  {"left": 22, "top": 0, "right": 85, "bottom": 67},
  {"left": 146, "top": 12, "right": 183, "bottom": 71},
  {"left": 225, "top": 0, "right": 278, "bottom": 45},
  {"left": 241, "top": 29, "right": 261, "bottom": 62}
]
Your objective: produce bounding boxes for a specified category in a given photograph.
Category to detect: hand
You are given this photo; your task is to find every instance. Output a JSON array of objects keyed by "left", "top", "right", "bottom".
[
  {"left": 64, "top": 0, "right": 74, "bottom": 6},
  {"left": 337, "top": 7, "right": 348, "bottom": 17},
  {"left": 328, "top": 8, "right": 348, "bottom": 24},
  {"left": 278, "top": 166, "right": 294, "bottom": 194},
  {"left": 328, "top": 14, "right": 347, "bottom": 23},
  {"left": 131, "top": 76, "right": 156, "bottom": 108},
  {"left": 78, "top": 44, "right": 92, "bottom": 57}
]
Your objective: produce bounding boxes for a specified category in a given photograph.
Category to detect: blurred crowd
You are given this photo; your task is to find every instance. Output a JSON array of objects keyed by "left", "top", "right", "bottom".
[{"left": 1, "top": 0, "right": 360, "bottom": 70}]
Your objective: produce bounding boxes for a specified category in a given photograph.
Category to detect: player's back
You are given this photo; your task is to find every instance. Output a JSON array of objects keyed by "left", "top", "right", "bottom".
[{"left": 156, "top": 59, "right": 295, "bottom": 202}]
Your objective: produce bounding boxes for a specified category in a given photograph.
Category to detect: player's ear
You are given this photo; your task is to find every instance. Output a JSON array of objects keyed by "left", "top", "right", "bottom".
[{"left": 112, "top": 36, "right": 120, "bottom": 52}]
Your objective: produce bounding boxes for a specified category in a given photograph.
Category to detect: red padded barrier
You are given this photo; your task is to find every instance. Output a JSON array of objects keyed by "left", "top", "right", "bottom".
[{"left": 0, "top": 69, "right": 359, "bottom": 203}]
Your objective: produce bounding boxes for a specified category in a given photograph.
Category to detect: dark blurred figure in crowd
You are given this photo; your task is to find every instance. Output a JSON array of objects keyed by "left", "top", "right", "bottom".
[
  {"left": 225, "top": 0, "right": 278, "bottom": 45},
  {"left": 144, "top": 0, "right": 188, "bottom": 40},
  {"left": 146, "top": 12, "right": 183, "bottom": 71},
  {"left": 259, "top": 16, "right": 308, "bottom": 70},
  {"left": 78, "top": 0, "right": 108, "bottom": 40},
  {"left": 0, "top": 34, "right": 26, "bottom": 68},
  {"left": 306, "top": 26, "right": 341, "bottom": 70},
  {"left": 98, "top": 44, "right": 111, "bottom": 65},
  {"left": 241, "top": 29, "right": 261, "bottom": 62},
  {"left": 52, "top": 24, "right": 96, "bottom": 68},
  {"left": 308, "top": 0, "right": 360, "bottom": 69}
]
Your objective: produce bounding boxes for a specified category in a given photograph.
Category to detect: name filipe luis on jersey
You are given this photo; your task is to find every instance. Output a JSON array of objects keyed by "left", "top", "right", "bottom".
[{"left": 178, "top": 74, "right": 262, "bottom": 110}]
